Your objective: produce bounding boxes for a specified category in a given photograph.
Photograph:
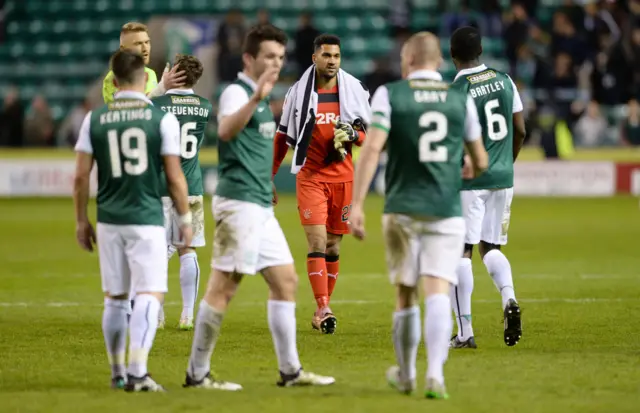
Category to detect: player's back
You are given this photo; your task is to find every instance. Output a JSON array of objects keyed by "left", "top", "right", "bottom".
[
  {"left": 453, "top": 67, "right": 517, "bottom": 190},
  {"left": 382, "top": 76, "right": 468, "bottom": 218},
  {"left": 90, "top": 98, "right": 167, "bottom": 226},
  {"left": 152, "top": 92, "right": 212, "bottom": 196}
]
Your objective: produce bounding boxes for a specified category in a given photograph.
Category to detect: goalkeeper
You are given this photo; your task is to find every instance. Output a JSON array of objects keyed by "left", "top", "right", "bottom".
[
  {"left": 272, "top": 34, "right": 370, "bottom": 335},
  {"left": 103, "top": 22, "right": 186, "bottom": 103}
]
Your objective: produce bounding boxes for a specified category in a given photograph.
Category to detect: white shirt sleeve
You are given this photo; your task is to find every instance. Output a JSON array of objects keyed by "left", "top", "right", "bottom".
[
  {"left": 74, "top": 112, "right": 93, "bottom": 154},
  {"left": 217, "top": 83, "right": 250, "bottom": 122},
  {"left": 507, "top": 75, "right": 524, "bottom": 113},
  {"left": 160, "top": 112, "right": 181, "bottom": 156},
  {"left": 369, "top": 85, "right": 391, "bottom": 131},
  {"left": 464, "top": 94, "right": 482, "bottom": 142}
]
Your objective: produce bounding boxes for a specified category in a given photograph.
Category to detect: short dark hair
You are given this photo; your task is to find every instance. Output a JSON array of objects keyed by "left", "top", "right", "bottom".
[
  {"left": 174, "top": 54, "right": 204, "bottom": 87},
  {"left": 314, "top": 34, "right": 341, "bottom": 51},
  {"left": 243, "top": 24, "right": 288, "bottom": 57},
  {"left": 111, "top": 49, "right": 145, "bottom": 85},
  {"left": 450, "top": 26, "right": 482, "bottom": 63}
]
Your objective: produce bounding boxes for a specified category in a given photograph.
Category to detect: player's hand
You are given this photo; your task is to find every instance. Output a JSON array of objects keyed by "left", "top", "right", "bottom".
[
  {"left": 272, "top": 181, "right": 278, "bottom": 206},
  {"left": 253, "top": 67, "right": 280, "bottom": 101},
  {"left": 332, "top": 117, "right": 358, "bottom": 146},
  {"left": 76, "top": 221, "right": 96, "bottom": 252},
  {"left": 348, "top": 206, "right": 366, "bottom": 241},
  {"left": 462, "top": 154, "right": 474, "bottom": 179},
  {"left": 162, "top": 63, "right": 187, "bottom": 90}
]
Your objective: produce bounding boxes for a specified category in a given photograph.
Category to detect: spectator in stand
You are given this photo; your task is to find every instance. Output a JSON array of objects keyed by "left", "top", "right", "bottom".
[
  {"left": 591, "top": 37, "right": 624, "bottom": 105},
  {"left": 294, "top": 12, "right": 320, "bottom": 76},
  {"left": 363, "top": 57, "right": 399, "bottom": 96},
  {"left": 478, "top": 0, "right": 503, "bottom": 38},
  {"left": 623, "top": 98, "right": 640, "bottom": 145},
  {"left": 504, "top": 3, "right": 532, "bottom": 74},
  {"left": 256, "top": 9, "right": 270, "bottom": 25},
  {"left": 608, "top": 25, "right": 640, "bottom": 102},
  {"left": 56, "top": 98, "right": 91, "bottom": 147},
  {"left": 440, "top": 0, "right": 478, "bottom": 37},
  {"left": 216, "top": 8, "right": 246, "bottom": 83},
  {"left": 551, "top": 10, "right": 588, "bottom": 66},
  {"left": 574, "top": 100, "right": 608, "bottom": 146},
  {"left": 582, "top": 0, "right": 620, "bottom": 57},
  {"left": 0, "top": 86, "right": 24, "bottom": 147},
  {"left": 23, "top": 95, "right": 54, "bottom": 146},
  {"left": 388, "top": 0, "right": 412, "bottom": 36}
]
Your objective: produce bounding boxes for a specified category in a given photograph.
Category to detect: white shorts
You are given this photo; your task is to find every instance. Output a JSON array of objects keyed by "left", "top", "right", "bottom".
[
  {"left": 382, "top": 214, "right": 465, "bottom": 287},
  {"left": 211, "top": 196, "right": 294, "bottom": 275},
  {"left": 461, "top": 188, "right": 513, "bottom": 245},
  {"left": 163, "top": 195, "right": 206, "bottom": 248},
  {"left": 96, "top": 223, "right": 168, "bottom": 295}
]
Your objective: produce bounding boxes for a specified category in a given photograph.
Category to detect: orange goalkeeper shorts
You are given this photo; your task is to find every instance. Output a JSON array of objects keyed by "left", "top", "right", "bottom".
[{"left": 296, "top": 180, "right": 352, "bottom": 235}]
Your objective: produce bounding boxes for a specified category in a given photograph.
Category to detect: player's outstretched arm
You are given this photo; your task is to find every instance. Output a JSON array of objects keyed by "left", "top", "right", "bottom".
[
  {"left": 73, "top": 113, "right": 96, "bottom": 251},
  {"left": 218, "top": 68, "right": 279, "bottom": 141},
  {"left": 161, "top": 113, "right": 193, "bottom": 246}
]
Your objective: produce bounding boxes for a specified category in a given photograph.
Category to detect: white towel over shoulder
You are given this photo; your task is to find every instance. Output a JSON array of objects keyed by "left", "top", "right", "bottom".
[{"left": 277, "top": 65, "right": 371, "bottom": 174}]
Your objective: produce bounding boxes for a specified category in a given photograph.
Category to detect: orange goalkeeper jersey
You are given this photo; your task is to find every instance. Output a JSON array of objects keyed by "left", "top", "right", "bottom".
[{"left": 273, "top": 84, "right": 365, "bottom": 183}]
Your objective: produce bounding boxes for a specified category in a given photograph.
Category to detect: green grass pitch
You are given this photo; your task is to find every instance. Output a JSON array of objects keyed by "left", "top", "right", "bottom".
[{"left": 1, "top": 195, "right": 639, "bottom": 412}]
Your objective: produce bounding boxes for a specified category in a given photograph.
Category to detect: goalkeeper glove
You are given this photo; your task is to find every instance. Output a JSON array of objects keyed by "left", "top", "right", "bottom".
[{"left": 332, "top": 117, "right": 358, "bottom": 151}]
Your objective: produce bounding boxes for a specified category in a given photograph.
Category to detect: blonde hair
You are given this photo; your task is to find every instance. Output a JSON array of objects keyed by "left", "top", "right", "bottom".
[{"left": 121, "top": 22, "right": 148, "bottom": 35}]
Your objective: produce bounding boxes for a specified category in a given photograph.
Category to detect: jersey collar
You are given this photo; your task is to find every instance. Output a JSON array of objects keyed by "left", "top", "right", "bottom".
[
  {"left": 407, "top": 70, "right": 443, "bottom": 81},
  {"left": 237, "top": 72, "right": 257, "bottom": 92},
  {"left": 454, "top": 64, "right": 488, "bottom": 81},
  {"left": 114, "top": 90, "right": 152, "bottom": 104},
  {"left": 166, "top": 88, "right": 195, "bottom": 95}
]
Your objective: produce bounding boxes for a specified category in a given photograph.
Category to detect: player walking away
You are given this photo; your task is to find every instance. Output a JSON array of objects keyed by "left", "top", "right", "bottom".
[
  {"left": 73, "top": 50, "right": 192, "bottom": 392},
  {"left": 448, "top": 26, "right": 526, "bottom": 349},
  {"left": 183, "top": 24, "right": 335, "bottom": 391},
  {"left": 272, "top": 34, "right": 371, "bottom": 334},
  {"left": 151, "top": 54, "right": 212, "bottom": 331},
  {"left": 102, "top": 22, "right": 186, "bottom": 104},
  {"left": 349, "top": 32, "right": 488, "bottom": 399}
]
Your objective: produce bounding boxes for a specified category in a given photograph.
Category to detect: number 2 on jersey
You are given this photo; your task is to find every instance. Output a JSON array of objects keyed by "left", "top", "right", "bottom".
[
  {"left": 107, "top": 128, "right": 148, "bottom": 178},
  {"left": 418, "top": 111, "right": 448, "bottom": 162},
  {"left": 181, "top": 122, "right": 198, "bottom": 159}
]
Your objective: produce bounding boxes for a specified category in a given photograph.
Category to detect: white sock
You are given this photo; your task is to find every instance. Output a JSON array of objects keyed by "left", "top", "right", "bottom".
[
  {"left": 127, "top": 294, "right": 161, "bottom": 378},
  {"left": 425, "top": 294, "right": 452, "bottom": 384},
  {"left": 450, "top": 258, "right": 474, "bottom": 340},
  {"left": 392, "top": 306, "right": 421, "bottom": 383},
  {"left": 187, "top": 300, "right": 224, "bottom": 381},
  {"left": 267, "top": 300, "right": 302, "bottom": 375},
  {"left": 483, "top": 249, "right": 516, "bottom": 309},
  {"left": 180, "top": 252, "right": 200, "bottom": 320},
  {"left": 168, "top": 245, "right": 177, "bottom": 260},
  {"left": 102, "top": 298, "right": 128, "bottom": 378}
]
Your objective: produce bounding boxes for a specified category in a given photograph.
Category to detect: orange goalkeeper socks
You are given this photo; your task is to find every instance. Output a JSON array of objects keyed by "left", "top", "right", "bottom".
[
  {"left": 326, "top": 255, "right": 339, "bottom": 299},
  {"left": 307, "top": 252, "right": 329, "bottom": 309}
]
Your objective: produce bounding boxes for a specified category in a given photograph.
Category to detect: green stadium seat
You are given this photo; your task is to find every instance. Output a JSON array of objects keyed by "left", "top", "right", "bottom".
[
  {"left": 412, "top": 0, "right": 439, "bottom": 10},
  {"left": 315, "top": 16, "right": 339, "bottom": 34},
  {"left": 362, "top": 0, "right": 388, "bottom": 11},
  {"left": 362, "top": 15, "right": 388, "bottom": 33}
]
